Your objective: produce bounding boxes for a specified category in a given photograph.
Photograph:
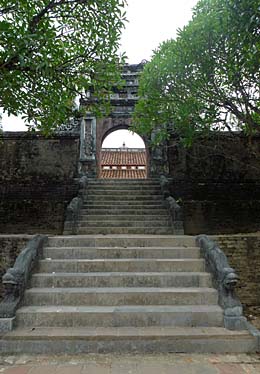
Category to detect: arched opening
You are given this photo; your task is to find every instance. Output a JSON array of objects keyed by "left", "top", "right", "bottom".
[{"left": 100, "top": 128, "right": 148, "bottom": 179}]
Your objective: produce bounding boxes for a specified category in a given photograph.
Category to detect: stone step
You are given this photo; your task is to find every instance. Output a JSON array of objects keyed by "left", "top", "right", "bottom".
[
  {"left": 31, "top": 272, "right": 211, "bottom": 288},
  {"left": 80, "top": 214, "right": 170, "bottom": 221},
  {"left": 84, "top": 198, "right": 164, "bottom": 203},
  {"left": 85, "top": 189, "right": 162, "bottom": 195},
  {"left": 81, "top": 209, "right": 168, "bottom": 215},
  {"left": 87, "top": 186, "right": 161, "bottom": 190},
  {"left": 16, "top": 305, "right": 224, "bottom": 328},
  {"left": 83, "top": 201, "right": 165, "bottom": 207},
  {"left": 83, "top": 203, "right": 165, "bottom": 207},
  {"left": 24, "top": 287, "right": 218, "bottom": 306},
  {"left": 84, "top": 195, "right": 164, "bottom": 202},
  {"left": 84, "top": 195, "right": 163, "bottom": 200},
  {"left": 1, "top": 327, "right": 255, "bottom": 354},
  {"left": 37, "top": 259, "right": 205, "bottom": 273},
  {"left": 86, "top": 186, "right": 162, "bottom": 192},
  {"left": 78, "top": 227, "right": 174, "bottom": 235},
  {"left": 82, "top": 206, "right": 166, "bottom": 212},
  {"left": 47, "top": 235, "right": 196, "bottom": 248},
  {"left": 43, "top": 246, "right": 200, "bottom": 259},
  {"left": 79, "top": 220, "right": 171, "bottom": 228}
]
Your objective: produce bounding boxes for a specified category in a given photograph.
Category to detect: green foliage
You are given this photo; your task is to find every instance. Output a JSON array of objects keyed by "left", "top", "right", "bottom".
[
  {"left": 133, "top": 0, "right": 260, "bottom": 145},
  {"left": 0, "top": 0, "right": 127, "bottom": 133}
]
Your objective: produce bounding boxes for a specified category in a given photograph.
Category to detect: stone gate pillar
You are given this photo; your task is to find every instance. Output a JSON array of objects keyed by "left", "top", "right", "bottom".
[
  {"left": 149, "top": 129, "right": 169, "bottom": 177},
  {"left": 79, "top": 114, "right": 97, "bottom": 176}
]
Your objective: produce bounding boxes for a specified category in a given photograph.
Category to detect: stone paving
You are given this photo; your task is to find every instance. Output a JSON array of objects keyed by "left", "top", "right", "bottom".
[{"left": 0, "top": 353, "right": 259, "bottom": 373}]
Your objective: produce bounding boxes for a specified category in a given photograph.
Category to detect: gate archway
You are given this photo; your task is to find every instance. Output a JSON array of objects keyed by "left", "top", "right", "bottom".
[
  {"left": 78, "top": 63, "right": 167, "bottom": 178},
  {"left": 100, "top": 128, "right": 148, "bottom": 179}
]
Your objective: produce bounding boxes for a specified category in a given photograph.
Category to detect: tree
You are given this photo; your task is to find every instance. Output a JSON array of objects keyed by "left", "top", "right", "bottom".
[
  {"left": 132, "top": 0, "right": 260, "bottom": 146},
  {"left": 0, "top": 0, "right": 127, "bottom": 133}
]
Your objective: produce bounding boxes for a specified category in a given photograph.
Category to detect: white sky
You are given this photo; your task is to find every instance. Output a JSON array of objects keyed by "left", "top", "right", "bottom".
[
  {"left": 120, "top": 0, "right": 198, "bottom": 63},
  {"left": 102, "top": 129, "right": 145, "bottom": 148},
  {"left": 2, "top": 0, "right": 198, "bottom": 147}
]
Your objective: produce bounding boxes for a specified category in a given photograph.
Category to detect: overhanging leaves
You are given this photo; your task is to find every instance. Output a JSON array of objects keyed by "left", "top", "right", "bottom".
[
  {"left": 132, "top": 0, "right": 260, "bottom": 145},
  {"left": 0, "top": 0, "right": 127, "bottom": 133}
]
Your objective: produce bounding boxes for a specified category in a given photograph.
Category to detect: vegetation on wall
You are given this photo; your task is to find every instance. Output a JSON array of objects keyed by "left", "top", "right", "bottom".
[
  {"left": 0, "top": 0, "right": 127, "bottom": 133},
  {"left": 132, "top": 0, "right": 260, "bottom": 146}
]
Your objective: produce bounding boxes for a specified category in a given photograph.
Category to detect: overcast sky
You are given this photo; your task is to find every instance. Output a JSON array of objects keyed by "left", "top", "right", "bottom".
[
  {"left": 121, "top": 0, "right": 198, "bottom": 64},
  {"left": 2, "top": 0, "right": 198, "bottom": 146}
]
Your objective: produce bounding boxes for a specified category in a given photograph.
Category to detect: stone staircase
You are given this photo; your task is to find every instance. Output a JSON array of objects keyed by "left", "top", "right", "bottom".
[
  {"left": 78, "top": 179, "right": 176, "bottom": 235},
  {"left": 1, "top": 235, "right": 255, "bottom": 354}
]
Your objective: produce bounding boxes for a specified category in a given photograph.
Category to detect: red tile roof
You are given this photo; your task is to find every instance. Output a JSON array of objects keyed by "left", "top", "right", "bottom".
[
  {"left": 101, "top": 169, "right": 146, "bottom": 179},
  {"left": 100, "top": 149, "right": 147, "bottom": 179},
  {"left": 101, "top": 150, "right": 146, "bottom": 166}
]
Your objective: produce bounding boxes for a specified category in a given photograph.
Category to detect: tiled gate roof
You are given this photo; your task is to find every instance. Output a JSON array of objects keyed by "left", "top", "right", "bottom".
[
  {"left": 101, "top": 169, "right": 146, "bottom": 179},
  {"left": 101, "top": 149, "right": 146, "bottom": 166},
  {"left": 100, "top": 148, "right": 147, "bottom": 179}
]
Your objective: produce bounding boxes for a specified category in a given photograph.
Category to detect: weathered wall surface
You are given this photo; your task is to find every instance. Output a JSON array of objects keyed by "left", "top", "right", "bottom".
[
  {"left": 0, "top": 235, "right": 33, "bottom": 302},
  {"left": 215, "top": 234, "right": 260, "bottom": 309},
  {"left": 0, "top": 133, "right": 80, "bottom": 234},
  {"left": 168, "top": 134, "right": 260, "bottom": 234}
]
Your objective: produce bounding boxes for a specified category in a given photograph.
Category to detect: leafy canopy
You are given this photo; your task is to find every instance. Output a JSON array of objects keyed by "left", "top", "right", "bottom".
[
  {"left": 0, "top": 0, "right": 127, "bottom": 133},
  {"left": 132, "top": 0, "right": 260, "bottom": 146}
]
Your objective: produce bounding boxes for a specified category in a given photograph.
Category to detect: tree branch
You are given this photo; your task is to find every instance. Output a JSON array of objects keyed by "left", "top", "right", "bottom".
[
  {"left": 29, "top": 0, "right": 90, "bottom": 33},
  {"left": 0, "top": 6, "right": 16, "bottom": 15}
]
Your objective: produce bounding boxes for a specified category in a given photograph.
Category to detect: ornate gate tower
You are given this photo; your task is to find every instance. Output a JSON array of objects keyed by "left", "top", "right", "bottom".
[
  {"left": 77, "top": 62, "right": 169, "bottom": 177},
  {"left": 78, "top": 63, "right": 145, "bottom": 177}
]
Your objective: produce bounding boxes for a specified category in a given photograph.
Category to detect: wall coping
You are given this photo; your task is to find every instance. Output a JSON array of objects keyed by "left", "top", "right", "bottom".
[{"left": 1, "top": 132, "right": 79, "bottom": 140}]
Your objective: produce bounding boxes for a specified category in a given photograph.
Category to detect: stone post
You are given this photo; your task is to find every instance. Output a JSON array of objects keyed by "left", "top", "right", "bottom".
[{"left": 79, "top": 115, "right": 97, "bottom": 177}]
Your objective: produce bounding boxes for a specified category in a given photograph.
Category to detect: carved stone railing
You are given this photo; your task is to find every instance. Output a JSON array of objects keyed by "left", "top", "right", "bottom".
[
  {"left": 63, "top": 175, "right": 88, "bottom": 234},
  {"left": 159, "top": 175, "right": 184, "bottom": 234},
  {"left": 196, "top": 235, "right": 248, "bottom": 330},
  {"left": 0, "top": 235, "right": 47, "bottom": 321}
]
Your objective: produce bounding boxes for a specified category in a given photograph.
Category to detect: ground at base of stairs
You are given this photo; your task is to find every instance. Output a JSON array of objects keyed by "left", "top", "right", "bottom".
[{"left": 0, "top": 353, "right": 259, "bottom": 373}]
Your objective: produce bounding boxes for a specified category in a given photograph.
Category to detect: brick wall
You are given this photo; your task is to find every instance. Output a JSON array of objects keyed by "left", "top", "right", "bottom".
[
  {"left": 168, "top": 133, "right": 260, "bottom": 234},
  {"left": 215, "top": 234, "right": 260, "bottom": 309},
  {"left": 0, "top": 132, "right": 80, "bottom": 234}
]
